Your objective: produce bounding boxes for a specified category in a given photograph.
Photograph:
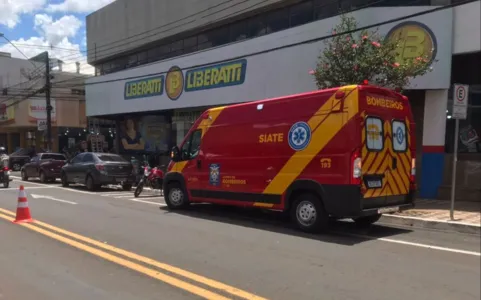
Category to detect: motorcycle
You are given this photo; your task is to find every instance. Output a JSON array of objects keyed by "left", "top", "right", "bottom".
[
  {"left": 0, "top": 157, "right": 11, "bottom": 188},
  {"left": 134, "top": 162, "right": 165, "bottom": 198}
]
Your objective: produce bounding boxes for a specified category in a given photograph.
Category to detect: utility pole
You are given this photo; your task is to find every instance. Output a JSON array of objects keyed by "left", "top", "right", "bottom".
[{"left": 45, "top": 52, "right": 53, "bottom": 152}]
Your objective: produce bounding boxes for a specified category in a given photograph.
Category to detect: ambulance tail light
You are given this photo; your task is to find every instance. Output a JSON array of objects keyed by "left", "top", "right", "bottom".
[
  {"left": 351, "top": 149, "right": 362, "bottom": 185},
  {"left": 410, "top": 158, "right": 416, "bottom": 190}
]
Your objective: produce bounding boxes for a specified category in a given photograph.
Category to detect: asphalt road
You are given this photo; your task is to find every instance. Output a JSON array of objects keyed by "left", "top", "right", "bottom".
[{"left": 0, "top": 175, "right": 480, "bottom": 300}]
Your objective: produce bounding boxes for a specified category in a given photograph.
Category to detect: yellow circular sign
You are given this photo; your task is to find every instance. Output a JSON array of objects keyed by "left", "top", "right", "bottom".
[
  {"left": 165, "top": 66, "right": 184, "bottom": 100},
  {"left": 386, "top": 22, "right": 437, "bottom": 65}
]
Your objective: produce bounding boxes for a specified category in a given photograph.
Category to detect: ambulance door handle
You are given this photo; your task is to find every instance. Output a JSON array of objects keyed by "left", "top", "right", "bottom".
[
  {"left": 392, "top": 157, "right": 397, "bottom": 170},
  {"left": 196, "top": 160, "right": 202, "bottom": 169}
]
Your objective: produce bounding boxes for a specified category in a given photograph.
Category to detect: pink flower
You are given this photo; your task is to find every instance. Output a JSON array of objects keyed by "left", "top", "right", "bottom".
[
  {"left": 362, "top": 35, "right": 368, "bottom": 40},
  {"left": 393, "top": 62, "right": 400, "bottom": 68},
  {"left": 308, "top": 70, "right": 315, "bottom": 75},
  {"left": 346, "top": 36, "right": 351, "bottom": 41},
  {"left": 352, "top": 44, "right": 358, "bottom": 48},
  {"left": 332, "top": 30, "right": 337, "bottom": 35},
  {"left": 371, "top": 41, "right": 381, "bottom": 47}
]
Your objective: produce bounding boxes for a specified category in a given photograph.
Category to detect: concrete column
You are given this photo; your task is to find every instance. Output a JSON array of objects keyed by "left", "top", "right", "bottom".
[
  {"left": 420, "top": 89, "right": 448, "bottom": 198},
  {"left": 7, "top": 133, "right": 12, "bottom": 153}
]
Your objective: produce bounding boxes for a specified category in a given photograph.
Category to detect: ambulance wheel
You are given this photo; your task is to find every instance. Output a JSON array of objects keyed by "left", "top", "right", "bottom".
[
  {"left": 291, "top": 193, "right": 328, "bottom": 233},
  {"left": 165, "top": 183, "right": 189, "bottom": 209},
  {"left": 353, "top": 214, "right": 382, "bottom": 227}
]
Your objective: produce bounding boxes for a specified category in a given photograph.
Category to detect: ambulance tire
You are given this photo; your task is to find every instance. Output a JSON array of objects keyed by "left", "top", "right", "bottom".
[
  {"left": 291, "top": 193, "right": 329, "bottom": 233},
  {"left": 165, "top": 182, "right": 189, "bottom": 209}
]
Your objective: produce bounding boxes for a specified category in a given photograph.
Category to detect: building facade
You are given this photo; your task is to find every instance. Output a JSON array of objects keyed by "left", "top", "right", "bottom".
[
  {"left": 0, "top": 53, "right": 90, "bottom": 154},
  {"left": 85, "top": 0, "right": 481, "bottom": 200}
]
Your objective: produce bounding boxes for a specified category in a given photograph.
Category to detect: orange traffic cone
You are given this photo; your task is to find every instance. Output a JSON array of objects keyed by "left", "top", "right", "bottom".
[{"left": 13, "top": 185, "right": 34, "bottom": 224}]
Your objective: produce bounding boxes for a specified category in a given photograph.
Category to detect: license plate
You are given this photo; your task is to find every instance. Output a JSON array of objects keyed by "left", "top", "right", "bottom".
[
  {"left": 366, "top": 179, "right": 382, "bottom": 189},
  {"left": 378, "top": 206, "right": 400, "bottom": 214}
]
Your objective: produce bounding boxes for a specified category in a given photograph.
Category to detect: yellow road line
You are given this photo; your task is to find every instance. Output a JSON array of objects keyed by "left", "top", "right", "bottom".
[
  {"left": 0, "top": 208, "right": 267, "bottom": 300},
  {"left": 0, "top": 212, "right": 229, "bottom": 300}
]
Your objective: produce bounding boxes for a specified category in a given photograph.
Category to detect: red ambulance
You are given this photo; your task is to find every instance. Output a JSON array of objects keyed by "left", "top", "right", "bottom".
[{"left": 164, "top": 84, "right": 416, "bottom": 232}]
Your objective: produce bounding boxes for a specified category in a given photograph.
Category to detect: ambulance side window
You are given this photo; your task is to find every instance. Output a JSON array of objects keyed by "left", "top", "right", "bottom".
[
  {"left": 181, "top": 130, "right": 202, "bottom": 160},
  {"left": 365, "top": 116, "right": 384, "bottom": 151},
  {"left": 392, "top": 120, "right": 407, "bottom": 152}
]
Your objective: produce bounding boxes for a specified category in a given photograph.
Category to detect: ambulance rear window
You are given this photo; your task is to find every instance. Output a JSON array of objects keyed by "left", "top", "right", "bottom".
[
  {"left": 392, "top": 120, "right": 407, "bottom": 152},
  {"left": 365, "top": 116, "right": 384, "bottom": 151}
]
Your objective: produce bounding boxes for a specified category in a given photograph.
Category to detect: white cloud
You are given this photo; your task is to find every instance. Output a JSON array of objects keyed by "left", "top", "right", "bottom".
[
  {"left": 0, "top": 36, "right": 94, "bottom": 75},
  {"left": 46, "top": 0, "right": 116, "bottom": 13},
  {"left": 0, "top": 0, "right": 46, "bottom": 28},
  {"left": 34, "top": 14, "right": 82, "bottom": 45}
]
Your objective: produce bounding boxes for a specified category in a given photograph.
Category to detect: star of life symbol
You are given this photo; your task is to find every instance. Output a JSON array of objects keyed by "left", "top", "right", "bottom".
[
  {"left": 396, "top": 127, "right": 404, "bottom": 145},
  {"left": 288, "top": 122, "right": 311, "bottom": 151}
]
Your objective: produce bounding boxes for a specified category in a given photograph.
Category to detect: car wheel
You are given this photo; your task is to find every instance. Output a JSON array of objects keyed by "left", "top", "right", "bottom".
[
  {"left": 165, "top": 183, "right": 189, "bottom": 209},
  {"left": 122, "top": 184, "right": 132, "bottom": 191},
  {"left": 290, "top": 193, "right": 329, "bottom": 233},
  {"left": 61, "top": 173, "right": 69, "bottom": 187},
  {"left": 86, "top": 176, "right": 96, "bottom": 191},
  {"left": 21, "top": 170, "right": 28, "bottom": 181},
  {"left": 39, "top": 171, "right": 47, "bottom": 183},
  {"left": 352, "top": 214, "right": 382, "bottom": 228}
]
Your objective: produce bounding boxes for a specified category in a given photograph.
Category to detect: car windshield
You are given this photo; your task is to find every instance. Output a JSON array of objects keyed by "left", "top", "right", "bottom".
[
  {"left": 42, "top": 154, "right": 66, "bottom": 160},
  {"left": 97, "top": 154, "right": 126, "bottom": 162}
]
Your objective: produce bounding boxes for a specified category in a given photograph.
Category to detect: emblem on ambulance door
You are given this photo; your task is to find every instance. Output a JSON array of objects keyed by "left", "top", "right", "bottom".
[
  {"left": 209, "top": 164, "right": 220, "bottom": 186},
  {"left": 395, "top": 127, "right": 404, "bottom": 145},
  {"left": 288, "top": 121, "right": 311, "bottom": 151}
]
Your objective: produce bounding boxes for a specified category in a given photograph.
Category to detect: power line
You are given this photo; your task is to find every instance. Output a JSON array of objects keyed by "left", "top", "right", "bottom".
[
  {"left": 0, "top": 34, "right": 40, "bottom": 70},
  {"left": 53, "top": 0, "right": 475, "bottom": 89}
]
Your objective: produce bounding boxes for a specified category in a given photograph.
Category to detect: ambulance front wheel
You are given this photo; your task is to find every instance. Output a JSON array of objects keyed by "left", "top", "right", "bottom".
[
  {"left": 165, "top": 183, "right": 189, "bottom": 209},
  {"left": 291, "top": 193, "right": 329, "bottom": 233}
]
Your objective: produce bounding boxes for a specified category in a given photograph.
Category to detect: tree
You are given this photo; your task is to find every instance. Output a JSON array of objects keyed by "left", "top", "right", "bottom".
[{"left": 310, "top": 15, "right": 435, "bottom": 91}]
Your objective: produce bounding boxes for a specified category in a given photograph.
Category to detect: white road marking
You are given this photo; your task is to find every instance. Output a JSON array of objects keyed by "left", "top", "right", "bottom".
[
  {"left": 3, "top": 186, "right": 55, "bottom": 190},
  {"left": 129, "top": 198, "right": 166, "bottom": 206},
  {"left": 336, "top": 232, "right": 481, "bottom": 257},
  {"left": 30, "top": 194, "right": 78, "bottom": 205},
  {"left": 114, "top": 195, "right": 135, "bottom": 199}
]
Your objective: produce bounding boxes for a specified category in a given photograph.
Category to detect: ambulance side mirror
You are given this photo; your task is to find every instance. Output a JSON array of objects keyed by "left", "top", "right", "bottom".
[{"left": 170, "top": 146, "right": 180, "bottom": 162}]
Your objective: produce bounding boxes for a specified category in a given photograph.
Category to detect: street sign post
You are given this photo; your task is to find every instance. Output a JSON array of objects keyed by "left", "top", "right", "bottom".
[{"left": 450, "top": 84, "right": 469, "bottom": 220}]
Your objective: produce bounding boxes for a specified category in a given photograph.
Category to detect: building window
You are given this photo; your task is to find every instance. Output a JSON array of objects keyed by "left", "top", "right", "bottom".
[
  {"left": 248, "top": 15, "right": 267, "bottom": 38},
  {"left": 289, "top": 1, "right": 314, "bottom": 27},
  {"left": 184, "top": 36, "right": 198, "bottom": 53},
  {"left": 265, "top": 8, "right": 289, "bottom": 33},
  {"left": 230, "top": 20, "right": 248, "bottom": 42},
  {"left": 314, "top": 0, "right": 339, "bottom": 20}
]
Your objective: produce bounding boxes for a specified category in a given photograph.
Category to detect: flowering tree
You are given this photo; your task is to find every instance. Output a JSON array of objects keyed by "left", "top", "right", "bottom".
[{"left": 310, "top": 15, "right": 435, "bottom": 91}]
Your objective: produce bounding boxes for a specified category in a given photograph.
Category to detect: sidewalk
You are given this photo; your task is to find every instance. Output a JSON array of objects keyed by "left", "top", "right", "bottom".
[{"left": 381, "top": 199, "right": 481, "bottom": 234}]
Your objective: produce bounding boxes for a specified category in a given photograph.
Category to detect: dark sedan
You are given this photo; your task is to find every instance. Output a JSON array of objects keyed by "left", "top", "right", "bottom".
[
  {"left": 21, "top": 153, "right": 66, "bottom": 183},
  {"left": 61, "top": 152, "right": 135, "bottom": 191}
]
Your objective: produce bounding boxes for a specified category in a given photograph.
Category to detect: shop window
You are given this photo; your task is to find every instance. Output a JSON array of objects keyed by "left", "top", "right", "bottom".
[
  {"left": 248, "top": 15, "right": 267, "bottom": 38},
  {"left": 265, "top": 8, "right": 289, "bottom": 33},
  {"left": 445, "top": 85, "right": 481, "bottom": 153},
  {"left": 197, "top": 32, "right": 212, "bottom": 50},
  {"left": 289, "top": 1, "right": 314, "bottom": 27},
  {"left": 127, "top": 54, "right": 138, "bottom": 67},
  {"left": 230, "top": 20, "right": 248, "bottom": 42}
]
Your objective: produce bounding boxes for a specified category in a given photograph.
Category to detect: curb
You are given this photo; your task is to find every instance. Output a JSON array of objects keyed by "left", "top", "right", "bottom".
[{"left": 380, "top": 214, "right": 481, "bottom": 235}]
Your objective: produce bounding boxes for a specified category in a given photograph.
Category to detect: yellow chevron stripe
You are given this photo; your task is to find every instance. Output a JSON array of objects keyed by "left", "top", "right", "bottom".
[{"left": 263, "top": 86, "right": 359, "bottom": 195}]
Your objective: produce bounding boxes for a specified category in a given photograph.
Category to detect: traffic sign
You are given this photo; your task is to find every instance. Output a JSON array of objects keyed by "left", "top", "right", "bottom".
[
  {"left": 37, "top": 119, "right": 47, "bottom": 131},
  {"left": 452, "top": 84, "right": 469, "bottom": 120}
]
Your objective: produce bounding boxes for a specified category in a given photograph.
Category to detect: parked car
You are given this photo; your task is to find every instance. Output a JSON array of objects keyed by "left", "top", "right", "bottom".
[
  {"left": 9, "top": 148, "right": 34, "bottom": 171},
  {"left": 21, "top": 153, "right": 67, "bottom": 183},
  {"left": 61, "top": 152, "right": 135, "bottom": 191}
]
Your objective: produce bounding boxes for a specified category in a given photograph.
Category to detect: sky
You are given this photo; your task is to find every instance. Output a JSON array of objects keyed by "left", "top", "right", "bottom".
[{"left": 0, "top": 0, "right": 117, "bottom": 75}]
